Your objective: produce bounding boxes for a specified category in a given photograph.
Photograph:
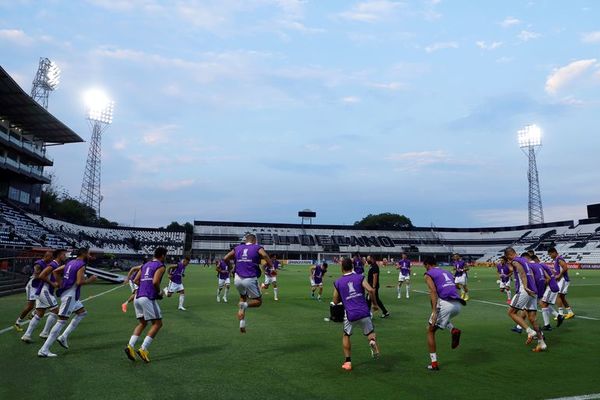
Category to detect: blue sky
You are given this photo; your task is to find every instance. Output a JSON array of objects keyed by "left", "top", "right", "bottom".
[{"left": 1, "top": 0, "right": 599, "bottom": 228}]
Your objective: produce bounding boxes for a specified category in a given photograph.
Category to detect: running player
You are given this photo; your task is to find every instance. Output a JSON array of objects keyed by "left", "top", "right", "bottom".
[
  {"left": 504, "top": 247, "right": 547, "bottom": 352},
  {"left": 216, "top": 259, "right": 232, "bottom": 303},
  {"left": 352, "top": 253, "right": 365, "bottom": 275},
  {"left": 396, "top": 253, "right": 411, "bottom": 299},
  {"left": 423, "top": 256, "right": 464, "bottom": 371},
  {"left": 496, "top": 256, "right": 512, "bottom": 304},
  {"left": 261, "top": 255, "right": 280, "bottom": 301},
  {"left": 14, "top": 251, "right": 52, "bottom": 332},
  {"left": 38, "top": 248, "right": 97, "bottom": 358},
  {"left": 21, "top": 249, "right": 66, "bottom": 343},
  {"left": 452, "top": 254, "right": 469, "bottom": 301},
  {"left": 548, "top": 247, "right": 574, "bottom": 319},
  {"left": 163, "top": 256, "right": 190, "bottom": 311},
  {"left": 310, "top": 262, "right": 328, "bottom": 301},
  {"left": 124, "top": 247, "right": 167, "bottom": 363},
  {"left": 222, "top": 233, "right": 273, "bottom": 333},
  {"left": 333, "top": 257, "right": 380, "bottom": 371},
  {"left": 526, "top": 253, "right": 563, "bottom": 330},
  {"left": 121, "top": 261, "right": 143, "bottom": 313}
]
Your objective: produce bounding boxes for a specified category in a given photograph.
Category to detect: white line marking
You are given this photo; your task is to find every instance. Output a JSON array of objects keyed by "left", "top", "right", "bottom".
[
  {"left": 0, "top": 284, "right": 126, "bottom": 335},
  {"left": 546, "top": 394, "right": 600, "bottom": 400}
]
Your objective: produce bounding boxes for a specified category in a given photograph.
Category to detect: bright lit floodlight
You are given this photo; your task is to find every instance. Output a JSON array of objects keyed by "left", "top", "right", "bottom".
[
  {"left": 518, "top": 124, "right": 542, "bottom": 148},
  {"left": 84, "top": 89, "right": 114, "bottom": 124},
  {"left": 45, "top": 61, "right": 60, "bottom": 89}
]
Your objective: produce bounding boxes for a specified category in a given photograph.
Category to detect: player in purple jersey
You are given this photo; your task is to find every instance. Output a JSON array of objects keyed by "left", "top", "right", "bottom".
[
  {"left": 527, "top": 254, "right": 563, "bottom": 330},
  {"left": 163, "top": 256, "right": 191, "bottom": 311},
  {"left": 261, "top": 255, "right": 280, "bottom": 301},
  {"left": 14, "top": 250, "right": 53, "bottom": 332},
  {"left": 333, "top": 257, "right": 379, "bottom": 371},
  {"left": 504, "top": 248, "right": 547, "bottom": 352},
  {"left": 38, "top": 248, "right": 97, "bottom": 358},
  {"left": 352, "top": 253, "right": 365, "bottom": 275},
  {"left": 396, "top": 253, "right": 411, "bottom": 299},
  {"left": 496, "top": 256, "right": 513, "bottom": 304},
  {"left": 452, "top": 254, "right": 470, "bottom": 301},
  {"left": 216, "top": 259, "right": 232, "bottom": 303},
  {"left": 548, "top": 247, "right": 575, "bottom": 319},
  {"left": 310, "top": 262, "right": 328, "bottom": 301},
  {"left": 21, "top": 249, "right": 66, "bottom": 343},
  {"left": 121, "top": 260, "right": 145, "bottom": 313},
  {"left": 124, "top": 247, "right": 167, "bottom": 363},
  {"left": 423, "top": 256, "right": 464, "bottom": 371},
  {"left": 223, "top": 234, "right": 273, "bottom": 333}
]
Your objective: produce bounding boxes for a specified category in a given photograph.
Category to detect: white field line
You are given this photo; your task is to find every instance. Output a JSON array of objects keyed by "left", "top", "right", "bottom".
[
  {"left": 0, "top": 284, "right": 126, "bottom": 335},
  {"left": 546, "top": 394, "right": 600, "bottom": 400},
  {"left": 461, "top": 283, "right": 600, "bottom": 292},
  {"left": 412, "top": 290, "right": 600, "bottom": 321}
]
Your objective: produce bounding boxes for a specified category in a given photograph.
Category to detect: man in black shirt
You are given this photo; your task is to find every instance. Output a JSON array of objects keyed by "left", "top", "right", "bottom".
[{"left": 367, "top": 256, "right": 390, "bottom": 318}]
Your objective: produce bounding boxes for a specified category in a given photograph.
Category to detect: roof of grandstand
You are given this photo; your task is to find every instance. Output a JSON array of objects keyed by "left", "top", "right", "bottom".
[{"left": 0, "top": 66, "right": 83, "bottom": 144}]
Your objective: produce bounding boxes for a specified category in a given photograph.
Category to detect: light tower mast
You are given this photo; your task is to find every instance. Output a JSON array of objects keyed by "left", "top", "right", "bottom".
[
  {"left": 30, "top": 57, "right": 60, "bottom": 109},
  {"left": 518, "top": 124, "right": 544, "bottom": 225}
]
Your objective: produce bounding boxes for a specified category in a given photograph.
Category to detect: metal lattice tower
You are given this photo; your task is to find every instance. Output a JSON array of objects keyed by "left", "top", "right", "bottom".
[
  {"left": 80, "top": 91, "right": 114, "bottom": 217},
  {"left": 30, "top": 57, "right": 60, "bottom": 109},
  {"left": 518, "top": 125, "right": 544, "bottom": 225}
]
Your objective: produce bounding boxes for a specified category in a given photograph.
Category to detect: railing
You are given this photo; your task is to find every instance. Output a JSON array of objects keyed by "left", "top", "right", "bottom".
[{"left": 0, "top": 131, "right": 52, "bottom": 162}]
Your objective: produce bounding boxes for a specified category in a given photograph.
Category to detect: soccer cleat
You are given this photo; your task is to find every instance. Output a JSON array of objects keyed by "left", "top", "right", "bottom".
[
  {"left": 178, "top": 307, "right": 187, "bottom": 311},
  {"left": 217, "top": 296, "right": 221, "bottom": 303},
  {"left": 511, "top": 326, "right": 523, "bottom": 334},
  {"left": 506, "top": 299, "right": 512, "bottom": 305},
  {"left": 274, "top": 297, "right": 279, "bottom": 301},
  {"left": 14, "top": 323, "right": 23, "bottom": 332},
  {"left": 37, "top": 350, "right": 58, "bottom": 358},
  {"left": 121, "top": 303, "right": 128, "bottom": 313},
  {"left": 451, "top": 328, "right": 461, "bottom": 349},
  {"left": 556, "top": 314, "right": 565, "bottom": 327},
  {"left": 532, "top": 344, "right": 547, "bottom": 352},
  {"left": 57, "top": 335, "right": 69, "bottom": 349},
  {"left": 397, "top": 294, "right": 401, "bottom": 299},
  {"left": 460, "top": 292, "right": 465, "bottom": 300},
  {"left": 380, "top": 313, "right": 390, "bottom": 319},
  {"left": 137, "top": 348, "right": 151, "bottom": 363},
  {"left": 427, "top": 362, "right": 440, "bottom": 371},
  {"left": 543, "top": 325, "right": 553, "bottom": 331},
  {"left": 526, "top": 334, "right": 535, "bottom": 345},
  {"left": 565, "top": 312, "right": 575, "bottom": 320},
  {"left": 124, "top": 345, "right": 136, "bottom": 361},
  {"left": 223, "top": 298, "right": 228, "bottom": 303},
  {"left": 463, "top": 294, "right": 470, "bottom": 301},
  {"left": 21, "top": 334, "right": 33, "bottom": 344},
  {"left": 369, "top": 340, "right": 380, "bottom": 359},
  {"left": 39, "top": 332, "right": 49, "bottom": 339},
  {"left": 406, "top": 295, "right": 410, "bottom": 299},
  {"left": 341, "top": 361, "right": 352, "bottom": 371}
]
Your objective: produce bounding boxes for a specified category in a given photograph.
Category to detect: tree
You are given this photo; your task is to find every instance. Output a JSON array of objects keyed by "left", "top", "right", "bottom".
[
  {"left": 354, "top": 213, "right": 413, "bottom": 229},
  {"left": 164, "top": 221, "right": 193, "bottom": 252}
]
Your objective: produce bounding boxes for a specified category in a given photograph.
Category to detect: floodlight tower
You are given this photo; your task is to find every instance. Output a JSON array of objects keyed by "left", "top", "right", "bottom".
[
  {"left": 80, "top": 89, "right": 114, "bottom": 217},
  {"left": 518, "top": 124, "right": 544, "bottom": 225},
  {"left": 30, "top": 57, "right": 61, "bottom": 109}
]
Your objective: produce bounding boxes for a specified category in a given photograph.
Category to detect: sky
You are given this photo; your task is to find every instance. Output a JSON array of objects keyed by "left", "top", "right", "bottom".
[{"left": 1, "top": 0, "right": 599, "bottom": 228}]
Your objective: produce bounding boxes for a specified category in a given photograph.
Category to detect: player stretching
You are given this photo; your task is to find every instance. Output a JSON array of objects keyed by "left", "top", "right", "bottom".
[
  {"left": 423, "top": 256, "right": 464, "bottom": 371},
  {"left": 526, "top": 253, "right": 563, "bottom": 330},
  {"left": 163, "top": 256, "right": 190, "bottom": 311},
  {"left": 223, "top": 234, "right": 273, "bottom": 333},
  {"left": 504, "top": 248, "right": 546, "bottom": 352},
  {"left": 452, "top": 254, "right": 469, "bottom": 301},
  {"left": 121, "top": 261, "right": 143, "bottom": 313},
  {"left": 496, "top": 256, "right": 512, "bottom": 304},
  {"left": 38, "top": 248, "right": 97, "bottom": 358},
  {"left": 396, "top": 253, "right": 411, "bottom": 299},
  {"left": 124, "top": 247, "right": 167, "bottom": 363},
  {"left": 548, "top": 248, "right": 574, "bottom": 319},
  {"left": 333, "top": 258, "right": 380, "bottom": 371},
  {"left": 352, "top": 253, "right": 365, "bottom": 275},
  {"left": 310, "top": 262, "right": 328, "bottom": 301},
  {"left": 21, "top": 249, "right": 66, "bottom": 343},
  {"left": 14, "top": 251, "right": 52, "bottom": 332},
  {"left": 261, "top": 255, "right": 280, "bottom": 301},
  {"left": 216, "top": 259, "right": 231, "bottom": 303}
]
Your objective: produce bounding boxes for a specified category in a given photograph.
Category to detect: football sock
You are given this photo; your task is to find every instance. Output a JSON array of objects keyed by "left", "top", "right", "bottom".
[
  {"left": 240, "top": 302, "right": 248, "bottom": 310},
  {"left": 62, "top": 312, "right": 87, "bottom": 339},
  {"left": 506, "top": 290, "right": 512, "bottom": 299},
  {"left": 141, "top": 336, "right": 153, "bottom": 350},
  {"left": 274, "top": 288, "right": 278, "bottom": 298},
  {"left": 41, "top": 313, "right": 58, "bottom": 336},
  {"left": 40, "top": 319, "right": 66, "bottom": 353},
  {"left": 566, "top": 307, "right": 573, "bottom": 313},
  {"left": 178, "top": 295, "right": 185, "bottom": 308},
  {"left": 430, "top": 353, "right": 437, "bottom": 362},
  {"left": 224, "top": 287, "right": 229, "bottom": 298},
  {"left": 128, "top": 335, "right": 139, "bottom": 347},
  {"left": 558, "top": 307, "right": 564, "bottom": 315},
  {"left": 526, "top": 327, "right": 536, "bottom": 336},
  {"left": 239, "top": 319, "right": 246, "bottom": 329},
  {"left": 24, "top": 314, "right": 42, "bottom": 337},
  {"left": 446, "top": 322, "right": 454, "bottom": 330},
  {"left": 406, "top": 285, "right": 410, "bottom": 296},
  {"left": 542, "top": 308, "right": 551, "bottom": 326}
]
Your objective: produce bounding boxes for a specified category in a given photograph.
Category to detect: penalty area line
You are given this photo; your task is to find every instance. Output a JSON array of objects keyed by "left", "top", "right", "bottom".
[
  {"left": 0, "top": 284, "right": 126, "bottom": 335},
  {"left": 546, "top": 394, "right": 600, "bottom": 400}
]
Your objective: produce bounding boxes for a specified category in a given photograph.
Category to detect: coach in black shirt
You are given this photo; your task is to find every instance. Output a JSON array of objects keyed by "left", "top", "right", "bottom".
[{"left": 367, "top": 256, "right": 390, "bottom": 318}]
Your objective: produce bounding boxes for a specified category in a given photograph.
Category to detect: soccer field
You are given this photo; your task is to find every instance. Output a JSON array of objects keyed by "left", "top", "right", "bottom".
[{"left": 1, "top": 265, "right": 599, "bottom": 400}]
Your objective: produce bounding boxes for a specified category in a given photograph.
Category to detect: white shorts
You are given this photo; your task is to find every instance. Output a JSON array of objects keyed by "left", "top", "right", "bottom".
[
  {"left": 25, "top": 280, "right": 37, "bottom": 301},
  {"left": 499, "top": 280, "right": 511, "bottom": 290},
  {"left": 541, "top": 286, "right": 558, "bottom": 305},
  {"left": 343, "top": 316, "right": 374, "bottom": 336},
  {"left": 264, "top": 275, "right": 277, "bottom": 285},
  {"left": 218, "top": 277, "right": 231, "bottom": 288},
  {"left": 58, "top": 294, "right": 84, "bottom": 317},
  {"left": 167, "top": 281, "right": 184, "bottom": 293},
  {"left": 454, "top": 275, "right": 467, "bottom": 286},
  {"left": 310, "top": 278, "right": 323, "bottom": 287},
  {"left": 398, "top": 274, "right": 410, "bottom": 282},
  {"left": 429, "top": 299, "right": 462, "bottom": 330},
  {"left": 510, "top": 291, "right": 537, "bottom": 311},
  {"left": 234, "top": 275, "right": 261, "bottom": 299},
  {"left": 129, "top": 281, "right": 139, "bottom": 293},
  {"left": 558, "top": 279, "right": 570, "bottom": 295},
  {"left": 134, "top": 297, "right": 162, "bottom": 321},
  {"left": 35, "top": 289, "right": 58, "bottom": 310}
]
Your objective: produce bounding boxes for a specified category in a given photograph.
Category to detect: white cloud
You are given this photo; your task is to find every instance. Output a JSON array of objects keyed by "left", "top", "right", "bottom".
[
  {"left": 113, "top": 139, "right": 127, "bottom": 150},
  {"left": 142, "top": 124, "right": 179, "bottom": 145},
  {"left": 369, "top": 81, "right": 405, "bottom": 90},
  {"left": 500, "top": 16, "right": 521, "bottom": 28},
  {"left": 341, "top": 96, "right": 361, "bottom": 104},
  {"left": 517, "top": 30, "right": 541, "bottom": 41},
  {"left": 581, "top": 31, "right": 600, "bottom": 44},
  {"left": 424, "top": 41, "right": 458, "bottom": 53},
  {"left": 472, "top": 205, "right": 586, "bottom": 226},
  {"left": 339, "top": 0, "right": 404, "bottom": 23},
  {"left": 162, "top": 179, "right": 195, "bottom": 191},
  {"left": 496, "top": 56, "right": 513, "bottom": 64},
  {"left": 0, "top": 28, "right": 34, "bottom": 45},
  {"left": 476, "top": 40, "right": 503, "bottom": 50},
  {"left": 385, "top": 150, "right": 451, "bottom": 171},
  {"left": 545, "top": 59, "right": 598, "bottom": 95}
]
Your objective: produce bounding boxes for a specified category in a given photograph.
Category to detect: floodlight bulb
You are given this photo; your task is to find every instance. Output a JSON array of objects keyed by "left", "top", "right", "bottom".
[
  {"left": 84, "top": 89, "right": 114, "bottom": 123},
  {"left": 518, "top": 124, "right": 542, "bottom": 147}
]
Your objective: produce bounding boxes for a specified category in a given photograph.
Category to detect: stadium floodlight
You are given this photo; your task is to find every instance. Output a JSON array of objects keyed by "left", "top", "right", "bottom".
[
  {"left": 30, "top": 57, "right": 61, "bottom": 109},
  {"left": 517, "top": 124, "right": 544, "bottom": 225},
  {"left": 84, "top": 89, "right": 114, "bottom": 124}
]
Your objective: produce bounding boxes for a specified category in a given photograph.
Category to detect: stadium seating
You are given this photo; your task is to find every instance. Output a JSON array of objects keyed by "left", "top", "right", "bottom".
[{"left": 0, "top": 200, "right": 68, "bottom": 248}]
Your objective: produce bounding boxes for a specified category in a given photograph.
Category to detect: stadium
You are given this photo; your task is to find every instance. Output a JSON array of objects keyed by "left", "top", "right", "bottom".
[{"left": 1, "top": 2, "right": 600, "bottom": 400}]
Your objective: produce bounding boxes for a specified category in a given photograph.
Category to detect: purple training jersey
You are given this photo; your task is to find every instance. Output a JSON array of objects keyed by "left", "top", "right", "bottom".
[
  {"left": 31, "top": 259, "right": 47, "bottom": 289},
  {"left": 265, "top": 260, "right": 279, "bottom": 277},
  {"left": 398, "top": 259, "right": 411, "bottom": 276},
  {"left": 541, "top": 263, "right": 560, "bottom": 293},
  {"left": 334, "top": 273, "right": 371, "bottom": 322},
  {"left": 234, "top": 243, "right": 263, "bottom": 278},
  {"left": 512, "top": 257, "right": 537, "bottom": 294},
  {"left": 218, "top": 260, "right": 230, "bottom": 279},
  {"left": 554, "top": 256, "right": 570, "bottom": 282},
  {"left": 528, "top": 263, "right": 546, "bottom": 299},
  {"left": 353, "top": 257, "right": 364, "bottom": 275},
  {"left": 136, "top": 260, "right": 165, "bottom": 300},
  {"left": 425, "top": 267, "right": 461, "bottom": 301},
  {"left": 56, "top": 258, "right": 86, "bottom": 300},
  {"left": 453, "top": 260, "right": 467, "bottom": 277},
  {"left": 36, "top": 260, "right": 60, "bottom": 296},
  {"left": 313, "top": 264, "right": 325, "bottom": 284},
  {"left": 496, "top": 263, "right": 510, "bottom": 283},
  {"left": 170, "top": 261, "right": 186, "bottom": 284}
]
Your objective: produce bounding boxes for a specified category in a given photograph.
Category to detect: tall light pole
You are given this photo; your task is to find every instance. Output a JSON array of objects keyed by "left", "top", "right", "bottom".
[
  {"left": 80, "top": 89, "right": 114, "bottom": 217},
  {"left": 31, "top": 57, "right": 60, "bottom": 109},
  {"left": 518, "top": 124, "right": 544, "bottom": 225}
]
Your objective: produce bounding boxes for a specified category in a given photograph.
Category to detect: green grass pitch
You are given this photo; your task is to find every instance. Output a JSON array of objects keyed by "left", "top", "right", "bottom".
[{"left": 1, "top": 264, "right": 599, "bottom": 400}]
